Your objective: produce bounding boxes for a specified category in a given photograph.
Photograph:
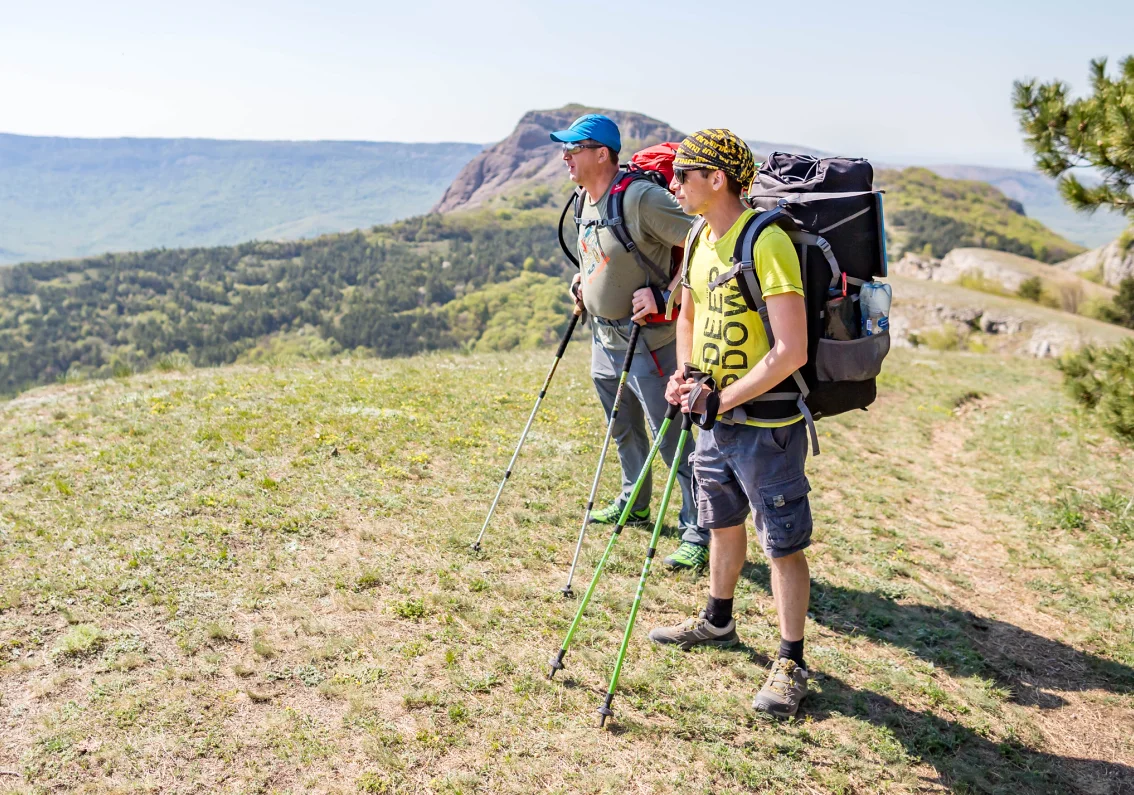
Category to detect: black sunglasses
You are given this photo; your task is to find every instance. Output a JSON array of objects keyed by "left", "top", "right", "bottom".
[{"left": 673, "top": 167, "right": 708, "bottom": 184}]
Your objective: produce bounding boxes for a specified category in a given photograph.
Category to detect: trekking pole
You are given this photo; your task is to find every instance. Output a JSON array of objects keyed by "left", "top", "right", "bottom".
[
  {"left": 548, "top": 401, "right": 679, "bottom": 679},
  {"left": 598, "top": 410, "right": 692, "bottom": 727},
  {"left": 472, "top": 305, "right": 583, "bottom": 552},
  {"left": 560, "top": 321, "right": 643, "bottom": 597}
]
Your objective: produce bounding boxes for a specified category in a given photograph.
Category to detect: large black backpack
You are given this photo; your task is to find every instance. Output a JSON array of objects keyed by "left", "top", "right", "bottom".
[{"left": 681, "top": 152, "right": 891, "bottom": 453}]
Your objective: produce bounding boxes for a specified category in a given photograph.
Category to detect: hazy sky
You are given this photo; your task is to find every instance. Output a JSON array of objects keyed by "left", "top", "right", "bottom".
[{"left": 2, "top": 0, "right": 1131, "bottom": 168}]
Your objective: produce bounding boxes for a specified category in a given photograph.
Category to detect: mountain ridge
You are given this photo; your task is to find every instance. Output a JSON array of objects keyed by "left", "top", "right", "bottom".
[
  {"left": 1, "top": 109, "right": 1128, "bottom": 266},
  {"left": 0, "top": 133, "right": 484, "bottom": 265}
]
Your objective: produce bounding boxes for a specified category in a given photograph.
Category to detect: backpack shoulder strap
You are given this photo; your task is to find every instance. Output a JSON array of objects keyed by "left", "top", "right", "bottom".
[
  {"left": 606, "top": 171, "right": 672, "bottom": 284},
  {"left": 707, "top": 208, "right": 794, "bottom": 311},
  {"left": 573, "top": 188, "right": 586, "bottom": 225},
  {"left": 679, "top": 217, "right": 708, "bottom": 290}
]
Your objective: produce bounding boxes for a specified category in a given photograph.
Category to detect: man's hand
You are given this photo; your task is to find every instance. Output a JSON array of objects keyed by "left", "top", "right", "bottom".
[
  {"left": 631, "top": 287, "right": 659, "bottom": 325},
  {"left": 676, "top": 379, "right": 708, "bottom": 415},
  {"left": 570, "top": 274, "right": 584, "bottom": 312},
  {"left": 665, "top": 369, "right": 688, "bottom": 405}
]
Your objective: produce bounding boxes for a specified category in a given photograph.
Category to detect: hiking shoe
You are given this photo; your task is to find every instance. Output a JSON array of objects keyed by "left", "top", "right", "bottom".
[
  {"left": 662, "top": 541, "right": 709, "bottom": 571},
  {"left": 589, "top": 501, "right": 650, "bottom": 526},
  {"left": 752, "top": 658, "right": 808, "bottom": 719},
  {"left": 648, "top": 613, "right": 738, "bottom": 650}
]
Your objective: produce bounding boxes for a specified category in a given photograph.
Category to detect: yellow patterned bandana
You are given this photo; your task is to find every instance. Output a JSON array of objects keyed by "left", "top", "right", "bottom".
[{"left": 674, "top": 129, "right": 755, "bottom": 191}]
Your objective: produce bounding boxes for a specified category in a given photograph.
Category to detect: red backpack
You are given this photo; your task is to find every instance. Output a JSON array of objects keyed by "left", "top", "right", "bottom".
[{"left": 558, "top": 143, "right": 683, "bottom": 323}]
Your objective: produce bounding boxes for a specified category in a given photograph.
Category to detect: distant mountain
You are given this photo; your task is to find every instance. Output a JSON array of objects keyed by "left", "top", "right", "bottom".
[
  {"left": 2, "top": 110, "right": 1125, "bottom": 267},
  {"left": 0, "top": 134, "right": 483, "bottom": 265},
  {"left": 432, "top": 104, "right": 682, "bottom": 214},
  {"left": 925, "top": 164, "right": 1128, "bottom": 249},
  {"left": 877, "top": 167, "right": 1083, "bottom": 263}
]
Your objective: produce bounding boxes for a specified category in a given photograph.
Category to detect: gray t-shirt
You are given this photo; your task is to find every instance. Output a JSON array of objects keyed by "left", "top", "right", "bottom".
[{"left": 576, "top": 176, "right": 693, "bottom": 351}]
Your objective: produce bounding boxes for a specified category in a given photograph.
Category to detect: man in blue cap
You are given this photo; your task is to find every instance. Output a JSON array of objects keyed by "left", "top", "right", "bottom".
[{"left": 550, "top": 113, "right": 710, "bottom": 570}]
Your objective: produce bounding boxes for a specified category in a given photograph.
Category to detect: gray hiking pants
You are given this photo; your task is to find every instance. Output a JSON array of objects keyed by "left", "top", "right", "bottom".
[{"left": 591, "top": 330, "right": 709, "bottom": 547}]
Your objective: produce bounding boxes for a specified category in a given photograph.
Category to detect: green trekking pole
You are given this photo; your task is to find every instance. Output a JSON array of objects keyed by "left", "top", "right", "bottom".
[
  {"left": 598, "top": 410, "right": 693, "bottom": 727},
  {"left": 561, "top": 321, "right": 643, "bottom": 597},
  {"left": 472, "top": 306, "right": 583, "bottom": 552},
  {"left": 548, "top": 401, "right": 679, "bottom": 679}
]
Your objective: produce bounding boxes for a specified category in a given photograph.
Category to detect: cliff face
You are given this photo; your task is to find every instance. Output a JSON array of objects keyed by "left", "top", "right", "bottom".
[{"left": 431, "top": 105, "right": 683, "bottom": 213}]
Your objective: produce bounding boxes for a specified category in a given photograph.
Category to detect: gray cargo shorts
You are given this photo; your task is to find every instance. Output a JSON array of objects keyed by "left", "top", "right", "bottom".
[{"left": 693, "top": 420, "right": 813, "bottom": 558}]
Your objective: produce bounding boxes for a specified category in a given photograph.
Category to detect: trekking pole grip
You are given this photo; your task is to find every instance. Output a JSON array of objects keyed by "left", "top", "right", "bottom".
[
  {"left": 621, "top": 323, "right": 642, "bottom": 373},
  {"left": 556, "top": 313, "right": 580, "bottom": 359},
  {"left": 680, "top": 409, "right": 693, "bottom": 430},
  {"left": 665, "top": 401, "right": 680, "bottom": 421}
]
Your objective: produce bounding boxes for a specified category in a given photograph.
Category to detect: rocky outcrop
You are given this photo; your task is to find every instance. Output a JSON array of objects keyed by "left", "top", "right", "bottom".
[
  {"left": 1057, "top": 236, "right": 1134, "bottom": 287},
  {"left": 432, "top": 105, "right": 684, "bottom": 214},
  {"left": 890, "top": 252, "right": 942, "bottom": 280},
  {"left": 892, "top": 249, "right": 1114, "bottom": 306}
]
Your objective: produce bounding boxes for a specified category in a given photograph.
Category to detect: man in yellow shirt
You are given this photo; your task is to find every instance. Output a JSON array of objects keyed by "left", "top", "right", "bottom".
[{"left": 648, "top": 129, "right": 813, "bottom": 719}]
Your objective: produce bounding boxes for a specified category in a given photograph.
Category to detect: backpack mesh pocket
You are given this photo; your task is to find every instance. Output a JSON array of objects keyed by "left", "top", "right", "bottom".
[{"left": 815, "top": 331, "right": 890, "bottom": 382}]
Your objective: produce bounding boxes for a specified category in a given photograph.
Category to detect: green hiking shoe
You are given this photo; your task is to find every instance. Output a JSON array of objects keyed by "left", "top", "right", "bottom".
[
  {"left": 663, "top": 541, "right": 709, "bottom": 571},
  {"left": 589, "top": 501, "right": 650, "bottom": 526}
]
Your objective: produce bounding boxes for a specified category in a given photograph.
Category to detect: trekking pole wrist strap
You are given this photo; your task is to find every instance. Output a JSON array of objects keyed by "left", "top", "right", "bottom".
[{"left": 683, "top": 363, "right": 719, "bottom": 430}]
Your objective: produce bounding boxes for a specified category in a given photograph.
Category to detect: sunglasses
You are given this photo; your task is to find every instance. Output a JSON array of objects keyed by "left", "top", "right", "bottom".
[
  {"left": 673, "top": 167, "right": 709, "bottom": 184},
  {"left": 561, "top": 142, "right": 605, "bottom": 156}
]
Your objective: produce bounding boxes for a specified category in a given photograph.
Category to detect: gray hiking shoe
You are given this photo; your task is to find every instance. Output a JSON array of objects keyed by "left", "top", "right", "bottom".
[
  {"left": 752, "top": 658, "right": 808, "bottom": 719},
  {"left": 647, "top": 612, "right": 738, "bottom": 650}
]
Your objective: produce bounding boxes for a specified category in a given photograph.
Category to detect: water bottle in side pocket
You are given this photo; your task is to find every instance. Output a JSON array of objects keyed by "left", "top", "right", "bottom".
[{"left": 859, "top": 282, "right": 892, "bottom": 337}]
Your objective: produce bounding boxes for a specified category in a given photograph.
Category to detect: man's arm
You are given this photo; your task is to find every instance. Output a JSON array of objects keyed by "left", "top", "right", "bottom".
[
  {"left": 675, "top": 287, "right": 694, "bottom": 372},
  {"left": 717, "top": 292, "right": 807, "bottom": 412},
  {"left": 631, "top": 184, "right": 694, "bottom": 323},
  {"left": 665, "top": 287, "right": 696, "bottom": 405}
]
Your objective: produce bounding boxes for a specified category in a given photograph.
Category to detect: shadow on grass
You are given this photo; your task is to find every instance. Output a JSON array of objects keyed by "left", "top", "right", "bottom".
[
  {"left": 806, "top": 673, "right": 1134, "bottom": 794},
  {"left": 739, "top": 562, "right": 1134, "bottom": 708}
]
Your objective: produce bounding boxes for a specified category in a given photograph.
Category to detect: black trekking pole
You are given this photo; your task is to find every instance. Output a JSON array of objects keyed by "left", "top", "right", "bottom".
[
  {"left": 471, "top": 305, "right": 583, "bottom": 552},
  {"left": 548, "top": 401, "right": 679, "bottom": 679},
  {"left": 560, "top": 321, "right": 642, "bottom": 597},
  {"left": 598, "top": 410, "right": 692, "bottom": 727}
]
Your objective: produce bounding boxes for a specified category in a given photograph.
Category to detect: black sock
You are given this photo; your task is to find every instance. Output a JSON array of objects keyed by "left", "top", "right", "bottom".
[
  {"left": 704, "top": 596, "right": 733, "bottom": 628},
  {"left": 779, "top": 637, "right": 806, "bottom": 670}
]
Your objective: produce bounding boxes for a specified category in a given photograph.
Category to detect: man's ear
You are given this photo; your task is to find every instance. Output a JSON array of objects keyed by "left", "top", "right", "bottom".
[{"left": 711, "top": 169, "right": 727, "bottom": 192}]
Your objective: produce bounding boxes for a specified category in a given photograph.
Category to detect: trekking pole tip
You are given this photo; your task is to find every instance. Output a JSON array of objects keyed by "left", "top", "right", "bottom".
[
  {"left": 470, "top": 542, "right": 481, "bottom": 552},
  {"left": 559, "top": 585, "right": 574, "bottom": 598},
  {"left": 547, "top": 650, "right": 566, "bottom": 679},
  {"left": 597, "top": 694, "right": 615, "bottom": 727}
]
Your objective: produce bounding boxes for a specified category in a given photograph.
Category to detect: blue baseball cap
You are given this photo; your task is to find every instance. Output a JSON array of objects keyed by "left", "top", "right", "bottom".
[{"left": 549, "top": 113, "right": 621, "bottom": 153}]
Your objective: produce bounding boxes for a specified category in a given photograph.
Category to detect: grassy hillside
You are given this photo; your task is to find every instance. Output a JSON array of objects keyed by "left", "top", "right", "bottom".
[
  {"left": 1, "top": 346, "right": 1131, "bottom": 793},
  {"left": 0, "top": 211, "right": 570, "bottom": 395},
  {"left": 0, "top": 135, "right": 483, "bottom": 265},
  {"left": 878, "top": 168, "right": 1086, "bottom": 263}
]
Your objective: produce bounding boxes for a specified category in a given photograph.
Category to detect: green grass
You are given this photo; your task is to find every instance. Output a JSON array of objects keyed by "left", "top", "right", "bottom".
[{"left": 1, "top": 345, "right": 1131, "bottom": 793}]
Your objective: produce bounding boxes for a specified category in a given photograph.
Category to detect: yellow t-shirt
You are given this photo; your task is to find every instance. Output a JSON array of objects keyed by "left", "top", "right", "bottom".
[{"left": 687, "top": 209, "right": 804, "bottom": 427}]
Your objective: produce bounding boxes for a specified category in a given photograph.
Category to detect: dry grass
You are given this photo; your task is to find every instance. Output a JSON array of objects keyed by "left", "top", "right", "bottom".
[{"left": 0, "top": 345, "right": 1132, "bottom": 794}]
